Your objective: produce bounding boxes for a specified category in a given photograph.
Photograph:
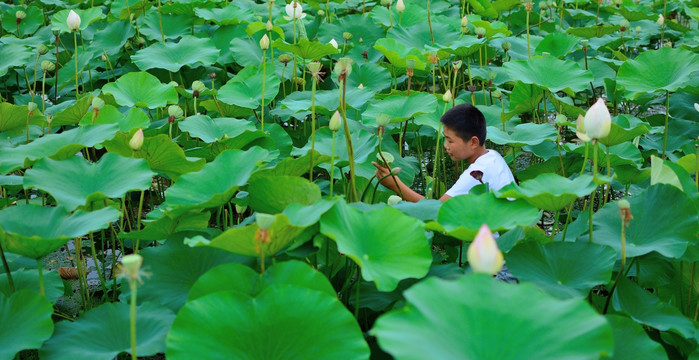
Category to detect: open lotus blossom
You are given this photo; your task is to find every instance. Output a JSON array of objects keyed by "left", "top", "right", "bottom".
[
  {"left": 66, "top": 10, "right": 81, "bottom": 31},
  {"left": 129, "top": 129, "right": 144, "bottom": 151},
  {"left": 467, "top": 224, "right": 504, "bottom": 275},
  {"left": 582, "top": 98, "right": 611, "bottom": 140},
  {"left": 283, "top": 1, "right": 306, "bottom": 20}
]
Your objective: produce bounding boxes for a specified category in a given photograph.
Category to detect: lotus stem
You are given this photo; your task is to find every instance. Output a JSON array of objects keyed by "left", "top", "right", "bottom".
[
  {"left": 88, "top": 231, "right": 109, "bottom": 297},
  {"left": 26, "top": 111, "right": 31, "bottom": 144},
  {"left": 260, "top": 51, "right": 267, "bottom": 131},
  {"left": 329, "top": 131, "right": 337, "bottom": 197},
  {"left": 157, "top": 0, "right": 165, "bottom": 42},
  {"left": 526, "top": 9, "right": 532, "bottom": 59},
  {"left": 41, "top": 70, "right": 47, "bottom": 117},
  {"left": 0, "top": 242, "right": 13, "bottom": 293},
  {"left": 589, "top": 141, "right": 599, "bottom": 243},
  {"left": 580, "top": 142, "right": 589, "bottom": 175},
  {"left": 309, "top": 74, "right": 317, "bottom": 181},
  {"left": 360, "top": 175, "right": 377, "bottom": 202},
  {"left": 557, "top": 127, "right": 565, "bottom": 177},
  {"left": 354, "top": 278, "right": 361, "bottom": 318},
  {"left": 134, "top": 190, "right": 145, "bottom": 252},
  {"left": 595, "top": 0, "right": 600, "bottom": 25},
  {"left": 429, "top": 103, "right": 448, "bottom": 199},
  {"left": 129, "top": 278, "right": 138, "bottom": 360},
  {"left": 688, "top": 263, "right": 695, "bottom": 315},
  {"left": 603, "top": 210, "right": 627, "bottom": 314},
  {"left": 35, "top": 259, "right": 45, "bottom": 297},
  {"left": 31, "top": 52, "right": 39, "bottom": 101},
  {"left": 427, "top": 0, "right": 435, "bottom": 44},
  {"left": 73, "top": 31, "right": 80, "bottom": 99},
  {"left": 662, "top": 90, "right": 669, "bottom": 159},
  {"left": 339, "top": 78, "right": 358, "bottom": 202},
  {"left": 75, "top": 237, "right": 91, "bottom": 310}
]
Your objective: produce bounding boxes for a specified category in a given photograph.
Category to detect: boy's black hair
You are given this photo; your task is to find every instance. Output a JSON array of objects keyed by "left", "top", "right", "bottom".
[{"left": 440, "top": 103, "right": 486, "bottom": 146}]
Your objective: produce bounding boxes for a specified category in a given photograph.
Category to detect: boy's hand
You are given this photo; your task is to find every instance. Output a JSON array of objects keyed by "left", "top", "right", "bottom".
[{"left": 371, "top": 161, "right": 391, "bottom": 186}]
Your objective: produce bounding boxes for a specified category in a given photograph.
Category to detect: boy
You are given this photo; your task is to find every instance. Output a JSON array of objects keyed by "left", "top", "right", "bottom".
[{"left": 372, "top": 103, "right": 515, "bottom": 202}]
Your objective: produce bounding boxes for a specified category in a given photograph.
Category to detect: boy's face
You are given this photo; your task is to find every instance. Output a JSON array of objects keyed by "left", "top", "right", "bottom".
[{"left": 443, "top": 126, "right": 478, "bottom": 162}]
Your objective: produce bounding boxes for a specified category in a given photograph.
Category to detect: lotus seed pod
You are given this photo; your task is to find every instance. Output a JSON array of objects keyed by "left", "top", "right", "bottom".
[
  {"left": 618, "top": 199, "right": 632, "bottom": 225},
  {"left": 452, "top": 60, "right": 462, "bottom": 70},
  {"left": 635, "top": 26, "right": 642, "bottom": 34},
  {"left": 329, "top": 110, "right": 342, "bottom": 131},
  {"left": 657, "top": 14, "right": 664, "bottom": 26},
  {"left": 396, "top": 0, "right": 406, "bottom": 13},
  {"left": 168, "top": 81, "right": 178, "bottom": 87},
  {"left": 120, "top": 254, "right": 143, "bottom": 278},
  {"left": 492, "top": 89, "right": 502, "bottom": 98},
  {"left": 168, "top": 105, "right": 184, "bottom": 119},
  {"left": 129, "top": 128, "right": 144, "bottom": 151},
  {"left": 474, "top": 27, "right": 486, "bottom": 38},
  {"left": 192, "top": 80, "right": 206, "bottom": 94},
  {"left": 259, "top": 34, "right": 270, "bottom": 50},
  {"left": 620, "top": 19, "right": 629, "bottom": 32},
  {"left": 405, "top": 58, "right": 417, "bottom": 70},
  {"left": 235, "top": 204, "right": 247, "bottom": 214},
  {"left": 467, "top": 224, "right": 504, "bottom": 275},
  {"left": 329, "top": 38, "right": 338, "bottom": 49},
  {"left": 307, "top": 61, "right": 322, "bottom": 76},
  {"left": 580, "top": 39, "right": 589, "bottom": 48},
  {"left": 135, "top": 36, "right": 146, "bottom": 47},
  {"left": 380, "top": 0, "right": 392, "bottom": 6},
  {"left": 16, "top": 10, "right": 26, "bottom": 20},
  {"left": 502, "top": 41, "right": 512, "bottom": 51},
  {"left": 266, "top": 19, "right": 273, "bottom": 32},
  {"left": 256, "top": 213, "right": 275, "bottom": 230},
  {"left": 51, "top": 27, "right": 61, "bottom": 36},
  {"left": 66, "top": 10, "right": 81, "bottom": 31},
  {"left": 27, "top": 102, "right": 38, "bottom": 112},
  {"left": 461, "top": 16, "right": 469, "bottom": 27},
  {"left": 525, "top": 1, "right": 533, "bottom": 11},
  {"left": 583, "top": 98, "right": 611, "bottom": 140},
  {"left": 293, "top": 76, "right": 306, "bottom": 87},
  {"left": 91, "top": 97, "right": 105, "bottom": 110},
  {"left": 377, "top": 151, "right": 394, "bottom": 167},
  {"left": 278, "top": 54, "right": 293, "bottom": 64},
  {"left": 387, "top": 195, "right": 402, "bottom": 205},
  {"left": 343, "top": 32, "right": 353, "bottom": 41},
  {"left": 41, "top": 60, "right": 55, "bottom": 72},
  {"left": 376, "top": 113, "right": 391, "bottom": 127},
  {"left": 37, "top": 44, "right": 49, "bottom": 55},
  {"left": 427, "top": 52, "right": 439, "bottom": 64},
  {"left": 555, "top": 114, "right": 567, "bottom": 125},
  {"left": 334, "top": 57, "right": 353, "bottom": 78},
  {"left": 539, "top": 1, "right": 548, "bottom": 10},
  {"left": 442, "top": 89, "right": 453, "bottom": 103},
  {"left": 317, "top": 9, "right": 325, "bottom": 17}
]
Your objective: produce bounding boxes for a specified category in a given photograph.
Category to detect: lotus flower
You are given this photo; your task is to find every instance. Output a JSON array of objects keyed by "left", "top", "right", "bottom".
[
  {"left": 396, "top": 0, "right": 406, "bottom": 13},
  {"left": 582, "top": 98, "right": 611, "bottom": 140},
  {"left": 575, "top": 114, "right": 591, "bottom": 142},
  {"left": 259, "top": 34, "right": 270, "bottom": 50},
  {"left": 657, "top": 14, "right": 664, "bottom": 26},
  {"left": 66, "top": 10, "right": 81, "bottom": 31},
  {"left": 467, "top": 224, "right": 504, "bottom": 275},
  {"left": 329, "top": 38, "right": 338, "bottom": 49},
  {"left": 694, "top": 103, "right": 699, "bottom": 112},
  {"left": 129, "top": 129, "right": 144, "bottom": 151},
  {"left": 329, "top": 111, "right": 341, "bottom": 132},
  {"left": 442, "top": 89, "right": 452, "bottom": 103},
  {"left": 283, "top": 1, "right": 306, "bottom": 20}
]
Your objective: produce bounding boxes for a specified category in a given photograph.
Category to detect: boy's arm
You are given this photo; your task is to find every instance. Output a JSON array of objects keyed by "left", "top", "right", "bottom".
[{"left": 372, "top": 162, "right": 451, "bottom": 202}]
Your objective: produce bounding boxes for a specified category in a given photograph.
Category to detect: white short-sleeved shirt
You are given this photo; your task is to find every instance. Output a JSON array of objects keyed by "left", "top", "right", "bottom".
[{"left": 444, "top": 149, "right": 515, "bottom": 197}]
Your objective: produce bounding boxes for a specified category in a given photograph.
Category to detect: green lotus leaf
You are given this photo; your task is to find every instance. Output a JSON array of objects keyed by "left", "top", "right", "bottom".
[
  {"left": 188, "top": 260, "right": 335, "bottom": 301},
  {"left": 617, "top": 47, "right": 699, "bottom": 99},
  {"left": 0, "top": 43, "right": 33, "bottom": 77},
  {"left": 272, "top": 38, "right": 339, "bottom": 60},
  {"left": 437, "top": 36, "right": 487, "bottom": 58},
  {"left": 291, "top": 127, "right": 379, "bottom": 165},
  {"left": 496, "top": 174, "right": 597, "bottom": 211},
  {"left": 566, "top": 142, "right": 643, "bottom": 168},
  {"left": 217, "top": 65, "right": 280, "bottom": 109},
  {"left": 50, "top": 8, "right": 103, "bottom": 33},
  {"left": 252, "top": 150, "right": 331, "bottom": 180},
  {"left": 372, "top": 274, "right": 613, "bottom": 359},
  {"left": 139, "top": 10, "right": 193, "bottom": 41},
  {"left": 248, "top": 175, "right": 321, "bottom": 214},
  {"left": 320, "top": 200, "right": 432, "bottom": 292},
  {"left": 0, "top": 268, "right": 64, "bottom": 304},
  {"left": 78, "top": 105, "right": 150, "bottom": 132},
  {"left": 606, "top": 315, "right": 668, "bottom": 360},
  {"left": 586, "top": 185, "right": 698, "bottom": 259},
  {"left": 104, "top": 133, "right": 205, "bottom": 181},
  {"left": 0, "top": 124, "right": 119, "bottom": 175},
  {"left": 119, "top": 209, "right": 210, "bottom": 242},
  {"left": 188, "top": 213, "right": 306, "bottom": 257},
  {"left": 49, "top": 95, "right": 93, "bottom": 127},
  {"left": 468, "top": 0, "right": 498, "bottom": 17},
  {"left": 470, "top": 19, "right": 513, "bottom": 38},
  {"left": 650, "top": 156, "right": 698, "bottom": 202},
  {"left": 102, "top": 71, "right": 178, "bottom": 109},
  {"left": 90, "top": 20, "right": 135, "bottom": 56},
  {"left": 363, "top": 92, "right": 437, "bottom": 124},
  {"left": 166, "top": 285, "right": 369, "bottom": 359},
  {"left": 370, "top": 2, "right": 429, "bottom": 28},
  {"left": 119, "top": 239, "right": 250, "bottom": 312},
  {"left": 391, "top": 199, "right": 443, "bottom": 222},
  {"left": 229, "top": 37, "right": 265, "bottom": 67},
  {"left": 39, "top": 302, "right": 175, "bottom": 360},
  {"left": 507, "top": 242, "right": 616, "bottom": 299},
  {"left": 0, "top": 290, "right": 54, "bottom": 360},
  {"left": 165, "top": 147, "right": 268, "bottom": 211},
  {"left": 0, "top": 205, "right": 120, "bottom": 259},
  {"left": 24, "top": 153, "right": 154, "bottom": 211},
  {"left": 182, "top": 130, "right": 275, "bottom": 162},
  {"left": 317, "top": 15, "right": 385, "bottom": 50},
  {"left": 343, "top": 62, "right": 391, "bottom": 93},
  {"left": 426, "top": 192, "right": 540, "bottom": 241},
  {"left": 535, "top": 32, "right": 580, "bottom": 57},
  {"left": 2, "top": 6, "right": 43, "bottom": 35},
  {"left": 178, "top": 115, "right": 256, "bottom": 143},
  {"left": 373, "top": 38, "right": 427, "bottom": 70},
  {"left": 279, "top": 88, "right": 375, "bottom": 116},
  {"left": 566, "top": 24, "right": 619, "bottom": 38},
  {"left": 613, "top": 278, "right": 695, "bottom": 339},
  {"left": 502, "top": 57, "right": 593, "bottom": 96},
  {"left": 193, "top": 4, "right": 256, "bottom": 25},
  {"left": 486, "top": 123, "right": 557, "bottom": 147},
  {"left": 132, "top": 36, "right": 220, "bottom": 72},
  {"left": 0, "top": 102, "right": 45, "bottom": 134},
  {"left": 388, "top": 22, "right": 459, "bottom": 53},
  {"left": 598, "top": 114, "right": 651, "bottom": 147},
  {"left": 508, "top": 81, "right": 544, "bottom": 114}
]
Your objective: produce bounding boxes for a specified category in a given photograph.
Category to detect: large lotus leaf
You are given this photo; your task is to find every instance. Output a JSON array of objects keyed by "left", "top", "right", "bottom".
[
  {"left": 566, "top": 24, "right": 619, "bottom": 38},
  {"left": 613, "top": 278, "right": 695, "bottom": 339},
  {"left": 617, "top": 47, "right": 699, "bottom": 99},
  {"left": 272, "top": 38, "right": 339, "bottom": 60},
  {"left": 606, "top": 315, "right": 668, "bottom": 360},
  {"left": 317, "top": 14, "right": 385, "bottom": 50},
  {"left": 0, "top": 268, "right": 64, "bottom": 304},
  {"left": 534, "top": 32, "right": 580, "bottom": 57},
  {"left": 49, "top": 96, "right": 93, "bottom": 128},
  {"left": 252, "top": 150, "right": 331, "bottom": 180},
  {"left": 507, "top": 242, "right": 616, "bottom": 299},
  {"left": 0, "top": 290, "right": 54, "bottom": 360},
  {"left": 291, "top": 127, "right": 379, "bottom": 165},
  {"left": 247, "top": 175, "right": 321, "bottom": 214},
  {"left": 508, "top": 81, "right": 544, "bottom": 114},
  {"left": 229, "top": 37, "right": 265, "bottom": 67},
  {"left": 182, "top": 130, "right": 275, "bottom": 162},
  {"left": 586, "top": 185, "right": 698, "bottom": 259},
  {"left": 344, "top": 63, "right": 392, "bottom": 93},
  {"left": 132, "top": 36, "right": 220, "bottom": 72},
  {"left": 362, "top": 92, "right": 437, "bottom": 124},
  {"left": 189, "top": 260, "right": 335, "bottom": 301},
  {"left": 2, "top": 6, "right": 42, "bottom": 35},
  {"left": 486, "top": 123, "right": 557, "bottom": 147},
  {"left": 102, "top": 72, "right": 178, "bottom": 109},
  {"left": 119, "top": 210, "right": 209, "bottom": 242},
  {"left": 193, "top": 4, "right": 256, "bottom": 25},
  {"left": 496, "top": 174, "right": 596, "bottom": 211},
  {"left": 437, "top": 36, "right": 487, "bottom": 58},
  {"left": 139, "top": 10, "right": 194, "bottom": 41},
  {"left": 217, "top": 65, "right": 280, "bottom": 109},
  {"left": 388, "top": 22, "right": 459, "bottom": 54},
  {"left": 598, "top": 114, "right": 651, "bottom": 147},
  {"left": 373, "top": 38, "right": 427, "bottom": 70},
  {"left": 0, "top": 43, "right": 33, "bottom": 78},
  {"left": 320, "top": 200, "right": 432, "bottom": 292},
  {"left": 165, "top": 147, "right": 268, "bottom": 211},
  {"left": 566, "top": 142, "right": 643, "bottom": 168},
  {"left": 167, "top": 285, "right": 369, "bottom": 359},
  {"left": 50, "top": 7, "right": 103, "bottom": 33},
  {"left": 0, "top": 205, "right": 120, "bottom": 259},
  {"left": 370, "top": 2, "right": 429, "bottom": 28},
  {"left": 187, "top": 213, "right": 307, "bottom": 257},
  {"left": 178, "top": 115, "right": 256, "bottom": 143},
  {"left": 90, "top": 20, "right": 135, "bottom": 56},
  {"left": 0, "top": 102, "right": 45, "bottom": 134},
  {"left": 39, "top": 302, "right": 175, "bottom": 360},
  {"left": 467, "top": 0, "right": 498, "bottom": 17},
  {"left": 119, "top": 239, "right": 250, "bottom": 312},
  {"left": 426, "top": 192, "right": 540, "bottom": 241},
  {"left": 24, "top": 153, "right": 154, "bottom": 211},
  {"left": 282, "top": 199, "right": 337, "bottom": 227},
  {"left": 104, "top": 133, "right": 205, "bottom": 181},
  {"left": 278, "top": 88, "right": 375, "bottom": 115},
  {"left": 372, "top": 274, "right": 613, "bottom": 359},
  {"left": 502, "top": 57, "right": 594, "bottom": 96}
]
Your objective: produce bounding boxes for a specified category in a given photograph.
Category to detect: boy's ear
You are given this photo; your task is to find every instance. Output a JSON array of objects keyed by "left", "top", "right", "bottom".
[{"left": 469, "top": 136, "right": 480, "bottom": 147}]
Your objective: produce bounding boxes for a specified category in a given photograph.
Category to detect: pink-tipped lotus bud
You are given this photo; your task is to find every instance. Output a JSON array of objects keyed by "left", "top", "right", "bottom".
[
  {"left": 129, "top": 129, "right": 144, "bottom": 151},
  {"left": 583, "top": 98, "right": 611, "bottom": 140},
  {"left": 329, "top": 111, "right": 341, "bottom": 131},
  {"left": 576, "top": 114, "right": 591, "bottom": 143},
  {"left": 67, "top": 10, "right": 81, "bottom": 31},
  {"left": 467, "top": 224, "right": 504, "bottom": 275}
]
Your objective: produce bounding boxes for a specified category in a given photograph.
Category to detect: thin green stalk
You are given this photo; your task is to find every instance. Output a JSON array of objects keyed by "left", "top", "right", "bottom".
[
  {"left": 157, "top": 0, "right": 165, "bottom": 42},
  {"left": 662, "top": 90, "right": 669, "bottom": 159},
  {"left": 36, "top": 259, "right": 45, "bottom": 296},
  {"left": 88, "top": 231, "right": 109, "bottom": 297},
  {"left": 589, "top": 141, "right": 599, "bottom": 243},
  {"left": 354, "top": 277, "right": 361, "bottom": 318},
  {"left": 129, "top": 279, "right": 138, "bottom": 360},
  {"left": 429, "top": 102, "right": 449, "bottom": 199},
  {"left": 329, "top": 132, "right": 337, "bottom": 197},
  {"left": 309, "top": 75, "right": 317, "bottom": 181},
  {"left": 603, "top": 211, "right": 627, "bottom": 314},
  {"left": 134, "top": 190, "right": 145, "bottom": 253},
  {"left": 526, "top": 8, "right": 532, "bottom": 58},
  {"left": 261, "top": 50, "right": 267, "bottom": 131},
  {"left": 557, "top": 127, "right": 565, "bottom": 176},
  {"left": 31, "top": 52, "right": 40, "bottom": 100},
  {"left": 550, "top": 210, "right": 560, "bottom": 241},
  {"left": 0, "top": 242, "right": 13, "bottom": 293},
  {"left": 427, "top": 0, "right": 434, "bottom": 44},
  {"left": 579, "top": 142, "right": 589, "bottom": 175},
  {"left": 73, "top": 31, "right": 80, "bottom": 99},
  {"left": 339, "top": 79, "right": 358, "bottom": 202}
]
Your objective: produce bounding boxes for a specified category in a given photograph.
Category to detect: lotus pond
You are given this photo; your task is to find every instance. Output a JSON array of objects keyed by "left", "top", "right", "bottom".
[{"left": 1, "top": 0, "right": 698, "bottom": 359}]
